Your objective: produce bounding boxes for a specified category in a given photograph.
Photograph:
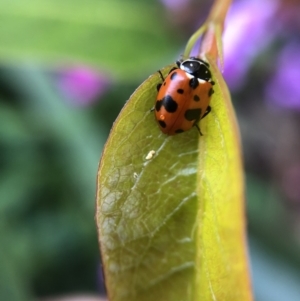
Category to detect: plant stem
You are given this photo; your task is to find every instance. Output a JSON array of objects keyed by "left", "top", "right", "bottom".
[{"left": 184, "top": 0, "right": 232, "bottom": 63}]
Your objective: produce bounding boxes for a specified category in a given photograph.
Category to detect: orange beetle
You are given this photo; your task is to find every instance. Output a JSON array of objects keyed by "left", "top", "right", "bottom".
[{"left": 155, "top": 57, "right": 215, "bottom": 135}]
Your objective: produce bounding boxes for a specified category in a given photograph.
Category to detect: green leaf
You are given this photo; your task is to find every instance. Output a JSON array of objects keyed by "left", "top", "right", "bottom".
[
  {"left": 0, "top": 0, "right": 179, "bottom": 80},
  {"left": 0, "top": 231, "right": 32, "bottom": 301},
  {"left": 194, "top": 58, "right": 252, "bottom": 300},
  {"left": 96, "top": 60, "right": 252, "bottom": 301}
]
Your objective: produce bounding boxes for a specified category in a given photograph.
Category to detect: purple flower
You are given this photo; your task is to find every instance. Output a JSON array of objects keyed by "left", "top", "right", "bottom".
[
  {"left": 277, "top": 0, "right": 300, "bottom": 32},
  {"left": 265, "top": 43, "right": 300, "bottom": 110},
  {"left": 58, "top": 66, "right": 110, "bottom": 106},
  {"left": 223, "top": 0, "right": 279, "bottom": 90}
]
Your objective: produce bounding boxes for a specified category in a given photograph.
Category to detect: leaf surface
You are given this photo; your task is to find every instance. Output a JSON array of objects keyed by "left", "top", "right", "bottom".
[
  {"left": 96, "top": 61, "right": 252, "bottom": 301},
  {"left": 195, "top": 58, "right": 252, "bottom": 300}
]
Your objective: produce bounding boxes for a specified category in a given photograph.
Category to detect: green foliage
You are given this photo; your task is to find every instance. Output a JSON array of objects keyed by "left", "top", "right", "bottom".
[
  {"left": 0, "top": 66, "right": 106, "bottom": 299},
  {"left": 0, "top": 0, "right": 181, "bottom": 81}
]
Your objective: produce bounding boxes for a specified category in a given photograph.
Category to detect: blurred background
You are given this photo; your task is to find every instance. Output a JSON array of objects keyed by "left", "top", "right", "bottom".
[{"left": 0, "top": 0, "right": 300, "bottom": 300}]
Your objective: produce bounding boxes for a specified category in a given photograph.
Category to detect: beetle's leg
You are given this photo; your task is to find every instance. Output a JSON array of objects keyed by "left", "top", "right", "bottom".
[
  {"left": 201, "top": 106, "right": 211, "bottom": 119},
  {"left": 167, "top": 66, "right": 178, "bottom": 75},
  {"left": 157, "top": 70, "right": 164, "bottom": 82},
  {"left": 194, "top": 124, "right": 203, "bottom": 136}
]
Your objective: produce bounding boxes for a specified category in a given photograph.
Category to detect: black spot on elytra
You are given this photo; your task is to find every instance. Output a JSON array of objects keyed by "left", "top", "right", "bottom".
[
  {"left": 193, "top": 95, "right": 200, "bottom": 101},
  {"left": 189, "top": 77, "right": 199, "bottom": 89},
  {"left": 160, "top": 95, "right": 178, "bottom": 113},
  {"left": 156, "top": 83, "right": 162, "bottom": 91},
  {"left": 175, "top": 129, "right": 184, "bottom": 133},
  {"left": 170, "top": 72, "right": 178, "bottom": 80},
  {"left": 155, "top": 100, "right": 162, "bottom": 111},
  {"left": 185, "top": 108, "right": 202, "bottom": 121},
  {"left": 177, "top": 88, "right": 184, "bottom": 94},
  {"left": 159, "top": 120, "right": 167, "bottom": 128},
  {"left": 208, "top": 88, "right": 214, "bottom": 97}
]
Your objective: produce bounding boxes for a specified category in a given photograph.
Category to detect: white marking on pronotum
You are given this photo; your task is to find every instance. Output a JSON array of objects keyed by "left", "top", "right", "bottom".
[
  {"left": 145, "top": 150, "right": 156, "bottom": 160},
  {"left": 184, "top": 72, "right": 206, "bottom": 83}
]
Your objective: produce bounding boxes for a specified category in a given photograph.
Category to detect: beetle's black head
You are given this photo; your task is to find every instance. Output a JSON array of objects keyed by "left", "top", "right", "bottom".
[{"left": 180, "top": 57, "right": 212, "bottom": 82}]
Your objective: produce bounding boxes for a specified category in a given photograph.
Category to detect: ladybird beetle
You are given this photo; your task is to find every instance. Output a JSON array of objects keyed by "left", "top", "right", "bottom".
[{"left": 155, "top": 57, "right": 215, "bottom": 135}]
